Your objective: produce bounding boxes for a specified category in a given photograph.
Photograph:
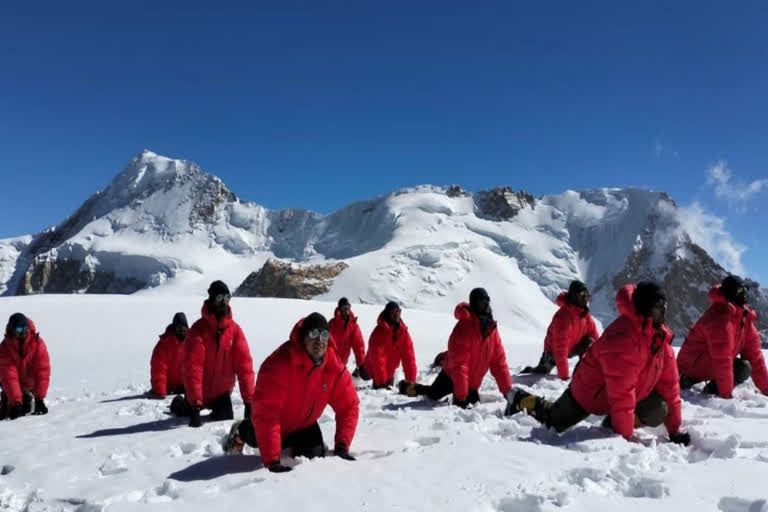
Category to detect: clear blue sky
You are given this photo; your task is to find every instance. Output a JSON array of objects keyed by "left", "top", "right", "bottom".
[{"left": 2, "top": 1, "right": 767, "bottom": 282}]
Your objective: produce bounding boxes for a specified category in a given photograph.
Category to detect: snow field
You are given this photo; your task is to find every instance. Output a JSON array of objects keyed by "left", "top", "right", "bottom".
[{"left": 0, "top": 295, "right": 766, "bottom": 511}]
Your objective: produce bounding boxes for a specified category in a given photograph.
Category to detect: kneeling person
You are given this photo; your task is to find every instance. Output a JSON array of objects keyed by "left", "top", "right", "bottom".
[
  {"left": 522, "top": 280, "right": 599, "bottom": 379},
  {"left": 400, "top": 288, "right": 512, "bottom": 408},
  {"left": 506, "top": 282, "right": 689, "bottom": 446},
  {"left": 677, "top": 275, "right": 768, "bottom": 398},
  {"left": 150, "top": 312, "right": 188, "bottom": 398},
  {"left": 224, "top": 313, "right": 359, "bottom": 473},
  {"left": 0, "top": 313, "right": 50, "bottom": 419}
]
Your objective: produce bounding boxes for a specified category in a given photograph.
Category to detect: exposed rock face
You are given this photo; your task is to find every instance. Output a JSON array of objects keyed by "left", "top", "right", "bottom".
[
  {"left": 475, "top": 186, "right": 536, "bottom": 220},
  {"left": 446, "top": 185, "right": 468, "bottom": 198},
  {"left": 235, "top": 259, "right": 348, "bottom": 299},
  {"left": 21, "top": 257, "right": 146, "bottom": 294}
]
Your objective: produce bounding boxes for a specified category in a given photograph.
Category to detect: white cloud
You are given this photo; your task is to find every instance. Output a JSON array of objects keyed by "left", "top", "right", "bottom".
[
  {"left": 706, "top": 160, "right": 768, "bottom": 207},
  {"left": 678, "top": 201, "right": 745, "bottom": 275}
]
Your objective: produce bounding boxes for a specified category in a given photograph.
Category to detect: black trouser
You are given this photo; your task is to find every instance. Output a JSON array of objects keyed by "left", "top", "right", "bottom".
[
  {"left": 527, "top": 338, "right": 592, "bottom": 375},
  {"left": 237, "top": 419, "right": 326, "bottom": 459},
  {"left": 170, "top": 393, "right": 233, "bottom": 421},
  {"left": 698, "top": 358, "right": 753, "bottom": 395},
  {"left": 0, "top": 390, "right": 34, "bottom": 419},
  {"left": 414, "top": 370, "right": 479, "bottom": 405},
  {"left": 526, "top": 388, "right": 668, "bottom": 433}
]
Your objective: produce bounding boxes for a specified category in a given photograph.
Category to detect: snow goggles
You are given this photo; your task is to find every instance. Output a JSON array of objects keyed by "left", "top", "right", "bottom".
[
  {"left": 307, "top": 328, "right": 330, "bottom": 342},
  {"left": 213, "top": 293, "right": 231, "bottom": 304},
  {"left": 13, "top": 325, "right": 28, "bottom": 334}
]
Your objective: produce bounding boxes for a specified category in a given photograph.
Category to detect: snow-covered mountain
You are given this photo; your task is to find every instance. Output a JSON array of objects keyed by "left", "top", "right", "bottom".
[{"left": 1, "top": 149, "right": 765, "bottom": 340}]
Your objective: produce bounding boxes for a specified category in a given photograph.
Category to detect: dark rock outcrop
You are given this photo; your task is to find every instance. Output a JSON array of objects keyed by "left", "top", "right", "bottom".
[{"left": 235, "top": 258, "right": 348, "bottom": 299}]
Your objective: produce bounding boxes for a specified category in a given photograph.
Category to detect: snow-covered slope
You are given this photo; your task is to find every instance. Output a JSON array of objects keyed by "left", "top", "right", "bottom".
[
  {"left": 1, "top": 150, "right": 765, "bottom": 339},
  {"left": 0, "top": 295, "right": 767, "bottom": 511}
]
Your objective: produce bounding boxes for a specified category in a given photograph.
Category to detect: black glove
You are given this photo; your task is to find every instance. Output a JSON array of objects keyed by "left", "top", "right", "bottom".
[
  {"left": 334, "top": 443, "right": 356, "bottom": 461},
  {"left": 32, "top": 398, "right": 48, "bottom": 415},
  {"left": 243, "top": 402, "right": 252, "bottom": 420},
  {"left": 267, "top": 462, "right": 293, "bottom": 473},
  {"left": 453, "top": 396, "right": 470, "bottom": 409},
  {"left": 188, "top": 407, "right": 202, "bottom": 428},
  {"left": 669, "top": 431, "right": 691, "bottom": 446},
  {"left": 7, "top": 403, "right": 23, "bottom": 420}
]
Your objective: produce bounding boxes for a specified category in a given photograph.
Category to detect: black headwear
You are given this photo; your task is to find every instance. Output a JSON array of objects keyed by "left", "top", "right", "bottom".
[
  {"left": 721, "top": 275, "right": 747, "bottom": 304},
  {"left": 298, "top": 312, "right": 329, "bottom": 341},
  {"left": 469, "top": 288, "right": 490, "bottom": 313},
  {"left": 633, "top": 281, "right": 666, "bottom": 317},
  {"left": 7, "top": 313, "right": 28, "bottom": 335},
  {"left": 172, "top": 312, "right": 188, "bottom": 328},
  {"left": 207, "top": 280, "right": 230, "bottom": 298}
]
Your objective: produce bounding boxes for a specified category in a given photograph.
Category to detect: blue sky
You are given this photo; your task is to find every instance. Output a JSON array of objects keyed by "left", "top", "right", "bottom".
[{"left": 1, "top": 1, "right": 767, "bottom": 282}]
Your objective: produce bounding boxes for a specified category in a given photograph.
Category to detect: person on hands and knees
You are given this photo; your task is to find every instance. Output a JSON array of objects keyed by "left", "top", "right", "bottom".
[
  {"left": 678, "top": 275, "right": 768, "bottom": 398},
  {"left": 521, "top": 281, "right": 600, "bottom": 379},
  {"left": 0, "top": 313, "right": 51, "bottom": 420},
  {"left": 176, "top": 281, "right": 255, "bottom": 428},
  {"left": 329, "top": 297, "right": 367, "bottom": 378},
  {"left": 505, "top": 282, "right": 690, "bottom": 447},
  {"left": 150, "top": 312, "right": 188, "bottom": 398},
  {"left": 399, "top": 288, "right": 512, "bottom": 409},
  {"left": 362, "top": 302, "right": 417, "bottom": 391},
  {"left": 223, "top": 313, "right": 359, "bottom": 473}
]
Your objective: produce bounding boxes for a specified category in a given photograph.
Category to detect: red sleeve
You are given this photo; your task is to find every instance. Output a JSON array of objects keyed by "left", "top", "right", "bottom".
[
  {"left": 399, "top": 329, "right": 417, "bottom": 383},
  {"left": 489, "top": 332, "right": 512, "bottom": 395},
  {"left": 150, "top": 340, "right": 169, "bottom": 397},
  {"left": 252, "top": 354, "right": 288, "bottom": 466},
  {"left": 447, "top": 322, "right": 472, "bottom": 401},
  {"left": 599, "top": 327, "right": 640, "bottom": 439},
  {"left": 32, "top": 337, "right": 51, "bottom": 399},
  {"left": 741, "top": 321, "right": 768, "bottom": 394},
  {"left": 705, "top": 306, "right": 737, "bottom": 398},
  {"left": 366, "top": 328, "right": 388, "bottom": 386},
  {"left": 549, "top": 310, "right": 576, "bottom": 380},
  {"left": 232, "top": 326, "right": 255, "bottom": 404},
  {"left": 352, "top": 324, "right": 366, "bottom": 366},
  {"left": 183, "top": 329, "right": 206, "bottom": 406},
  {"left": 329, "top": 368, "right": 360, "bottom": 450},
  {"left": 587, "top": 315, "right": 600, "bottom": 341},
  {"left": 655, "top": 343, "right": 682, "bottom": 434},
  {"left": 0, "top": 344, "right": 22, "bottom": 404}
]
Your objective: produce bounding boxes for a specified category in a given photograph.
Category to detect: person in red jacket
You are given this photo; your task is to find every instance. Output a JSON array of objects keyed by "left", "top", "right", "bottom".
[
  {"left": 400, "top": 288, "right": 512, "bottom": 408},
  {"left": 506, "top": 282, "right": 690, "bottom": 446},
  {"left": 521, "top": 281, "right": 600, "bottom": 379},
  {"left": 175, "top": 281, "right": 256, "bottom": 428},
  {"left": 150, "top": 312, "right": 188, "bottom": 398},
  {"left": 362, "top": 302, "right": 417, "bottom": 390},
  {"left": 677, "top": 275, "right": 768, "bottom": 398},
  {"left": 0, "top": 313, "right": 50, "bottom": 420},
  {"left": 328, "top": 297, "right": 366, "bottom": 374},
  {"left": 222, "top": 313, "right": 359, "bottom": 473}
]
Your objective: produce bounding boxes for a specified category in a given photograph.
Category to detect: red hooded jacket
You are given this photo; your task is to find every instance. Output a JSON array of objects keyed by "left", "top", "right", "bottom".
[
  {"left": 251, "top": 317, "right": 360, "bottom": 466},
  {"left": 150, "top": 327, "right": 185, "bottom": 397},
  {"left": 544, "top": 292, "right": 600, "bottom": 380},
  {"left": 363, "top": 312, "right": 417, "bottom": 386},
  {"left": 183, "top": 303, "right": 255, "bottom": 408},
  {"left": 328, "top": 308, "right": 366, "bottom": 366},
  {"left": 677, "top": 286, "right": 768, "bottom": 398},
  {"left": 0, "top": 318, "right": 51, "bottom": 405},
  {"left": 442, "top": 303, "right": 512, "bottom": 402},
  {"left": 570, "top": 285, "right": 682, "bottom": 439}
]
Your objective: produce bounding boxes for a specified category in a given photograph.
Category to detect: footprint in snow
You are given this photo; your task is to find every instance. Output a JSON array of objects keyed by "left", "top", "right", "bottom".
[
  {"left": 718, "top": 496, "right": 768, "bottom": 512},
  {"left": 404, "top": 436, "right": 440, "bottom": 450}
]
